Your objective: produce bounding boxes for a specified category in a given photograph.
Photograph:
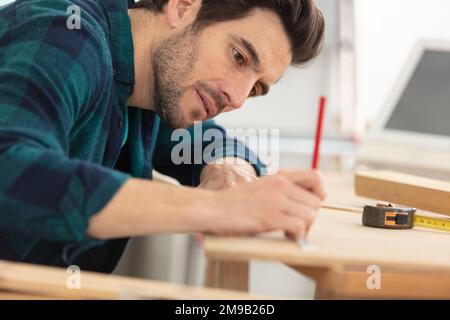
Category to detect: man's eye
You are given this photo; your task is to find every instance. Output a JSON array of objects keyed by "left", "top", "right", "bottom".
[
  {"left": 249, "top": 85, "right": 261, "bottom": 98},
  {"left": 233, "top": 49, "right": 245, "bottom": 65}
]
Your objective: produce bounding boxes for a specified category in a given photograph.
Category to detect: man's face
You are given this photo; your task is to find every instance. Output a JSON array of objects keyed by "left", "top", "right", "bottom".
[{"left": 153, "top": 9, "right": 292, "bottom": 129}]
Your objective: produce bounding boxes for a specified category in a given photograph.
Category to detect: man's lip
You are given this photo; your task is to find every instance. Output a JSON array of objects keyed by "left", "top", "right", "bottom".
[
  {"left": 197, "top": 88, "right": 217, "bottom": 117},
  {"left": 195, "top": 89, "right": 209, "bottom": 120}
]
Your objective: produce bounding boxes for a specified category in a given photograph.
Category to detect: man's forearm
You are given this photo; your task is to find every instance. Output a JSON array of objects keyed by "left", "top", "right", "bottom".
[
  {"left": 87, "top": 178, "right": 216, "bottom": 239},
  {"left": 88, "top": 157, "right": 256, "bottom": 240}
]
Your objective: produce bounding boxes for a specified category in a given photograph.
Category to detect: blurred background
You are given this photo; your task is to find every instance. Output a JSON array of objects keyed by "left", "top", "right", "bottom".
[{"left": 2, "top": 0, "right": 449, "bottom": 299}]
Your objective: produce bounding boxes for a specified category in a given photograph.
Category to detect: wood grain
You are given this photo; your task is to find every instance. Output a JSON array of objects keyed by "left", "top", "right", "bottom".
[
  {"left": 205, "top": 259, "right": 249, "bottom": 292},
  {"left": 355, "top": 170, "right": 450, "bottom": 216},
  {"left": 0, "top": 260, "right": 271, "bottom": 300}
]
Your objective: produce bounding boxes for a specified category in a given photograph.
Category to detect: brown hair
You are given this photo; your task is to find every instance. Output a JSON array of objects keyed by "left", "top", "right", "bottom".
[{"left": 132, "top": 0, "right": 325, "bottom": 66}]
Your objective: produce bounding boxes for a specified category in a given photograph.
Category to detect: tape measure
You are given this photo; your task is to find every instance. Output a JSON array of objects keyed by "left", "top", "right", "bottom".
[
  {"left": 414, "top": 215, "right": 450, "bottom": 232},
  {"left": 362, "top": 203, "right": 450, "bottom": 232}
]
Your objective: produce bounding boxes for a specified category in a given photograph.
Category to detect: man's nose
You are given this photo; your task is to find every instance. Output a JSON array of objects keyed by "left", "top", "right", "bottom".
[{"left": 220, "top": 78, "right": 254, "bottom": 111}]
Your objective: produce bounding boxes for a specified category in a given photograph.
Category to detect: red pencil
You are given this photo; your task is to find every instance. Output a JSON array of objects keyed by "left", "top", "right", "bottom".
[{"left": 312, "top": 96, "right": 327, "bottom": 170}]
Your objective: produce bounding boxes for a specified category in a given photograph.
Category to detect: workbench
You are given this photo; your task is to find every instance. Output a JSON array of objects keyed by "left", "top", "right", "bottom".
[
  {"left": 203, "top": 173, "right": 450, "bottom": 299},
  {"left": 0, "top": 260, "right": 270, "bottom": 300}
]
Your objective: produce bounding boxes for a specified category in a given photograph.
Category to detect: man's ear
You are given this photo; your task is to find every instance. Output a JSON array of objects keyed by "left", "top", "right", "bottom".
[{"left": 165, "top": 0, "right": 201, "bottom": 28}]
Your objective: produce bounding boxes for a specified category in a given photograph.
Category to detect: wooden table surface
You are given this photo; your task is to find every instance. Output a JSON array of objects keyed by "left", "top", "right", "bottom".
[
  {"left": 0, "top": 260, "right": 274, "bottom": 300},
  {"left": 203, "top": 172, "right": 450, "bottom": 299}
]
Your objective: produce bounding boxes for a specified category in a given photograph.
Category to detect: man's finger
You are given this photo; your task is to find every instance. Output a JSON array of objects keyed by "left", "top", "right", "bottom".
[
  {"left": 282, "top": 181, "right": 322, "bottom": 209},
  {"left": 281, "top": 198, "right": 317, "bottom": 229},
  {"left": 274, "top": 215, "right": 307, "bottom": 242},
  {"left": 279, "top": 170, "right": 326, "bottom": 200},
  {"left": 271, "top": 214, "right": 307, "bottom": 241}
]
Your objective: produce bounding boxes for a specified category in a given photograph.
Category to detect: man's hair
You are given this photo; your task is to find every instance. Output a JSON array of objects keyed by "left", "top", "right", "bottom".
[{"left": 132, "top": 0, "right": 325, "bottom": 66}]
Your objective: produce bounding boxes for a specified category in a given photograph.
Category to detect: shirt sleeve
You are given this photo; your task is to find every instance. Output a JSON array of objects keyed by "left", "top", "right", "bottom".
[
  {"left": 153, "top": 120, "right": 267, "bottom": 187},
  {"left": 0, "top": 2, "right": 130, "bottom": 249}
]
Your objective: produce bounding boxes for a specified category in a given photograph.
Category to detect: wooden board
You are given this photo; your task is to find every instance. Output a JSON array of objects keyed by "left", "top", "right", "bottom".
[
  {"left": 203, "top": 172, "right": 450, "bottom": 298},
  {"left": 206, "top": 172, "right": 450, "bottom": 270},
  {"left": 205, "top": 260, "right": 249, "bottom": 292},
  {"left": 355, "top": 170, "right": 450, "bottom": 216},
  {"left": 204, "top": 208, "right": 450, "bottom": 298},
  {"left": 290, "top": 264, "right": 450, "bottom": 299},
  {"left": 0, "top": 260, "right": 273, "bottom": 300},
  {"left": 205, "top": 208, "right": 450, "bottom": 270}
]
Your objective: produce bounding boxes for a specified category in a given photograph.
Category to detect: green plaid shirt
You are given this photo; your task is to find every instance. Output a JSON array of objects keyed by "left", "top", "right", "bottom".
[{"left": 0, "top": 0, "right": 264, "bottom": 272}]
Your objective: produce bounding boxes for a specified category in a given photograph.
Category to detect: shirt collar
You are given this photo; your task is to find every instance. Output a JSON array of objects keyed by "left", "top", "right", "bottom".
[{"left": 101, "top": 0, "right": 135, "bottom": 85}]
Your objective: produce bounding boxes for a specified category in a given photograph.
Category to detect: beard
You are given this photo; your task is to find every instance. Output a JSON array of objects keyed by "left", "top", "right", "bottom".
[{"left": 152, "top": 26, "right": 202, "bottom": 129}]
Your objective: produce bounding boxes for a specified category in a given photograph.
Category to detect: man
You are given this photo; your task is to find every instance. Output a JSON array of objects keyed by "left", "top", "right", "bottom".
[{"left": 0, "top": 0, "right": 325, "bottom": 273}]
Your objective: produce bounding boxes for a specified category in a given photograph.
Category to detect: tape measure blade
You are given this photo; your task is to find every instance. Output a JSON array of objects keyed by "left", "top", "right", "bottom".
[{"left": 414, "top": 215, "right": 450, "bottom": 232}]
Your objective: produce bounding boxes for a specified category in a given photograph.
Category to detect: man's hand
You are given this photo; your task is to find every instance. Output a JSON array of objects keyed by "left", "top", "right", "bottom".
[
  {"left": 198, "top": 157, "right": 258, "bottom": 190},
  {"left": 88, "top": 168, "right": 325, "bottom": 243},
  {"left": 207, "top": 170, "right": 326, "bottom": 241}
]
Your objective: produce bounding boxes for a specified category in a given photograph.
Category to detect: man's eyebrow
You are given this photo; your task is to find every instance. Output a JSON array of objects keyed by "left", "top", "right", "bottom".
[{"left": 229, "top": 34, "right": 261, "bottom": 69}]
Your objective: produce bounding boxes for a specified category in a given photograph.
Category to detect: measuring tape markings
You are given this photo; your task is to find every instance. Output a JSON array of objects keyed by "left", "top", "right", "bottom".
[{"left": 414, "top": 215, "right": 450, "bottom": 232}]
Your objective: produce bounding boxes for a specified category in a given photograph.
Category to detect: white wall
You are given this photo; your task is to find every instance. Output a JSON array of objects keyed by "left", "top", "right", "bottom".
[
  {"left": 354, "top": 0, "right": 450, "bottom": 124},
  {"left": 0, "top": 0, "right": 13, "bottom": 6}
]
